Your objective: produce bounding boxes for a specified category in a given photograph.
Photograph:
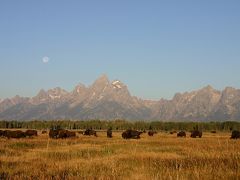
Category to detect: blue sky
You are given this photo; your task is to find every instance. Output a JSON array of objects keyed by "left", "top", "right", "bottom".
[{"left": 0, "top": 1, "right": 240, "bottom": 100}]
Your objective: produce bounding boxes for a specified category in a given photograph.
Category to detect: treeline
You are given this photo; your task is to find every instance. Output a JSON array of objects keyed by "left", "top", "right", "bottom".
[{"left": 0, "top": 120, "right": 240, "bottom": 131}]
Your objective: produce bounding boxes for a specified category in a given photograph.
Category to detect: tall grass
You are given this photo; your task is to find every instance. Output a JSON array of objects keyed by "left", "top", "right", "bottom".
[{"left": 0, "top": 131, "right": 239, "bottom": 179}]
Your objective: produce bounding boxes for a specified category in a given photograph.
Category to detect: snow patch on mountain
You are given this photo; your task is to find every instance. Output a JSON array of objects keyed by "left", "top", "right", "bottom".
[
  {"left": 112, "top": 80, "right": 122, "bottom": 89},
  {"left": 49, "top": 94, "right": 61, "bottom": 99}
]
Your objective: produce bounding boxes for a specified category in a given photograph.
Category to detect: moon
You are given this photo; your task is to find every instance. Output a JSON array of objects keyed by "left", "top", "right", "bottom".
[{"left": 42, "top": 56, "right": 50, "bottom": 63}]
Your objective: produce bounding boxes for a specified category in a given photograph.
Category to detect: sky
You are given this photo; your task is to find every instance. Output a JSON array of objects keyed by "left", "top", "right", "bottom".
[{"left": 0, "top": 0, "right": 240, "bottom": 100}]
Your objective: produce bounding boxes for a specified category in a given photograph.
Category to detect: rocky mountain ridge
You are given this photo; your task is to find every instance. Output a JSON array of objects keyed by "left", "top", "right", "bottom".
[{"left": 0, "top": 75, "right": 240, "bottom": 121}]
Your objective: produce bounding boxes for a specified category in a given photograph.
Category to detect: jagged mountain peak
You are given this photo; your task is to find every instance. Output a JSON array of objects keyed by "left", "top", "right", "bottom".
[
  {"left": 73, "top": 83, "right": 87, "bottom": 94},
  {"left": 223, "top": 86, "right": 237, "bottom": 93},
  {"left": 47, "top": 87, "right": 68, "bottom": 100},
  {"left": 11, "top": 95, "right": 21, "bottom": 100},
  {"left": 201, "top": 85, "right": 215, "bottom": 91},
  {"left": 47, "top": 87, "right": 68, "bottom": 94},
  {"left": 92, "top": 74, "right": 109, "bottom": 86},
  {"left": 36, "top": 89, "right": 48, "bottom": 97},
  {"left": 75, "top": 83, "right": 86, "bottom": 88},
  {"left": 30, "top": 87, "right": 69, "bottom": 104},
  {"left": 38, "top": 89, "right": 46, "bottom": 94},
  {"left": 197, "top": 85, "right": 221, "bottom": 97},
  {"left": 1, "top": 79, "right": 240, "bottom": 121},
  {"left": 220, "top": 86, "right": 240, "bottom": 103},
  {"left": 11, "top": 95, "right": 24, "bottom": 102}
]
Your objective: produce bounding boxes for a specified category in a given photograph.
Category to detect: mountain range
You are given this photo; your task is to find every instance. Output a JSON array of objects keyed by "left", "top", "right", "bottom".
[{"left": 0, "top": 75, "right": 240, "bottom": 121}]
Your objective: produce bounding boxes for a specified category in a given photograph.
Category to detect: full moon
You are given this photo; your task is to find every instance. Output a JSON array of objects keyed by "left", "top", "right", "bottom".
[{"left": 42, "top": 56, "right": 50, "bottom": 63}]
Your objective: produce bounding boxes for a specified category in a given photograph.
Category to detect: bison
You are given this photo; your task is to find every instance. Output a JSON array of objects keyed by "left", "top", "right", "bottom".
[
  {"left": 66, "top": 131, "right": 76, "bottom": 138},
  {"left": 57, "top": 130, "right": 68, "bottom": 139},
  {"left": 190, "top": 130, "right": 202, "bottom": 138},
  {"left": 177, "top": 131, "right": 186, "bottom": 137},
  {"left": 0, "top": 130, "right": 4, "bottom": 137},
  {"left": 49, "top": 129, "right": 76, "bottom": 139},
  {"left": 122, "top": 130, "right": 143, "bottom": 139},
  {"left": 42, "top": 130, "right": 47, "bottom": 134},
  {"left": 4, "top": 130, "right": 26, "bottom": 139},
  {"left": 230, "top": 130, "right": 240, "bottom": 139},
  {"left": 25, "top": 130, "right": 38, "bottom": 137},
  {"left": 107, "top": 128, "right": 112, "bottom": 138},
  {"left": 83, "top": 129, "right": 97, "bottom": 137},
  {"left": 49, "top": 129, "right": 60, "bottom": 139},
  {"left": 58, "top": 130, "right": 76, "bottom": 139},
  {"left": 148, "top": 131, "right": 157, "bottom": 136}
]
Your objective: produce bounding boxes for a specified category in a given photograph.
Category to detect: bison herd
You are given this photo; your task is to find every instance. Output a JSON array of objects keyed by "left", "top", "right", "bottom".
[
  {"left": 122, "top": 130, "right": 143, "bottom": 139},
  {"left": 0, "top": 128, "right": 240, "bottom": 140},
  {"left": 0, "top": 129, "right": 38, "bottom": 139},
  {"left": 49, "top": 129, "right": 76, "bottom": 139}
]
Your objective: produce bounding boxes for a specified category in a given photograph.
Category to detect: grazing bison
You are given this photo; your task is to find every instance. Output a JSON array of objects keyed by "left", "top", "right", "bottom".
[
  {"left": 66, "top": 131, "right": 76, "bottom": 138},
  {"left": 42, "top": 130, "right": 47, "bottom": 134},
  {"left": 83, "top": 129, "right": 97, "bottom": 137},
  {"left": 49, "top": 129, "right": 76, "bottom": 139},
  {"left": 177, "top": 131, "right": 186, "bottom": 137},
  {"left": 4, "top": 130, "right": 26, "bottom": 139},
  {"left": 56, "top": 130, "right": 67, "bottom": 139},
  {"left": 58, "top": 130, "right": 76, "bottom": 139},
  {"left": 230, "top": 130, "right": 240, "bottom": 139},
  {"left": 122, "top": 130, "right": 143, "bottom": 139},
  {"left": 107, "top": 128, "right": 112, "bottom": 138},
  {"left": 148, "top": 131, "right": 157, "bottom": 136},
  {"left": 25, "top": 130, "right": 38, "bottom": 137},
  {"left": 0, "top": 130, "right": 4, "bottom": 137},
  {"left": 190, "top": 130, "right": 202, "bottom": 138},
  {"left": 49, "top": 129, "right": 60, "bottom": 139},
  {"left": 211, "top": 130, "right": 217, "bottom": 134}
]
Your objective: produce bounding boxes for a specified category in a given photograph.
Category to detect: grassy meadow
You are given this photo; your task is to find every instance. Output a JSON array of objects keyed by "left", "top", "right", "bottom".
[{"left": 0, "top": 130, "right": 240, "bottom": 179}]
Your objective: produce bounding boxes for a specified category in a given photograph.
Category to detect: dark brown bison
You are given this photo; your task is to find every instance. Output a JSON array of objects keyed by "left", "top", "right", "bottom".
[
  {"left": 148, "top": 131, "right": 157, "bottom": 136},
  {"left": 4, "top": 130, "right": 26, "bottom": 139},
  {"left": 66, "top": 131, "right": 76, "bottom": 138},
  {"left": 107, "top": 128, "right": 112, "bottom": 138},
  {"left": 190, "top": 130, "right": 202, "bottom": 138},
  {"left": 177, "top": 131, "right": 186, "bottom": 137},
  {"left": 0, "top": 130, "right": 4, "bottom": 137},
  {"left": 49, "top": 129, "right": 60, "bottom": 139},
  {"left": 122, "top": 130, "right": 143, "bottom": 139},
  {"left": 42, "top": 130, "right": 47, "bottom": 134},
  {"left": 230, "top": 130, "right": 240, "bottom": 139},
  {"left": 83, "top": 129, "right": 97, "bottom": 137},
  {"left": 58, "top": 130, "right": 76, "bottom": 139},
  {"left": 25, "top": 130, "right": 38, "bottom": 137},
  {"left": 49, "top": 129, "right": 76, "bottom": 139},
  {"left": 170, "top": 131, "right": 177, "bottom": 134},
  {"left": 58, "top": 130, "right": 67, "bottom": 138},
  {"left": 211, "top": 130, "right": 217, "bottom": 134}
]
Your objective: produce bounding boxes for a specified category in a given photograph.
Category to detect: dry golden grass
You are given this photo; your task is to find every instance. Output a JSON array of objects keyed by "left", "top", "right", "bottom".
[{"left": 0, "top": 130, "right": 240, "bottom": 179}]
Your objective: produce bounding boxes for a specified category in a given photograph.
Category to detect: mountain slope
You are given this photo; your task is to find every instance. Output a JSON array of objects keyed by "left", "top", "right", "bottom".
[{"left": 0, "top": 76, "right": 240, "bottom": 121}]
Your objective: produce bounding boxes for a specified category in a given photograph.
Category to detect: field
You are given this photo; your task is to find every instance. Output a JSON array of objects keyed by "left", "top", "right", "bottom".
[{"left": 0, "top": 130, "right": 240, "bottom": 180}]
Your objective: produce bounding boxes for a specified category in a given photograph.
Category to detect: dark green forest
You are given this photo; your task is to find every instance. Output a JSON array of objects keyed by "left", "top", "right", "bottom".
[{"left": 0, "top": 120, "right": 239, "bottom": 132}]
